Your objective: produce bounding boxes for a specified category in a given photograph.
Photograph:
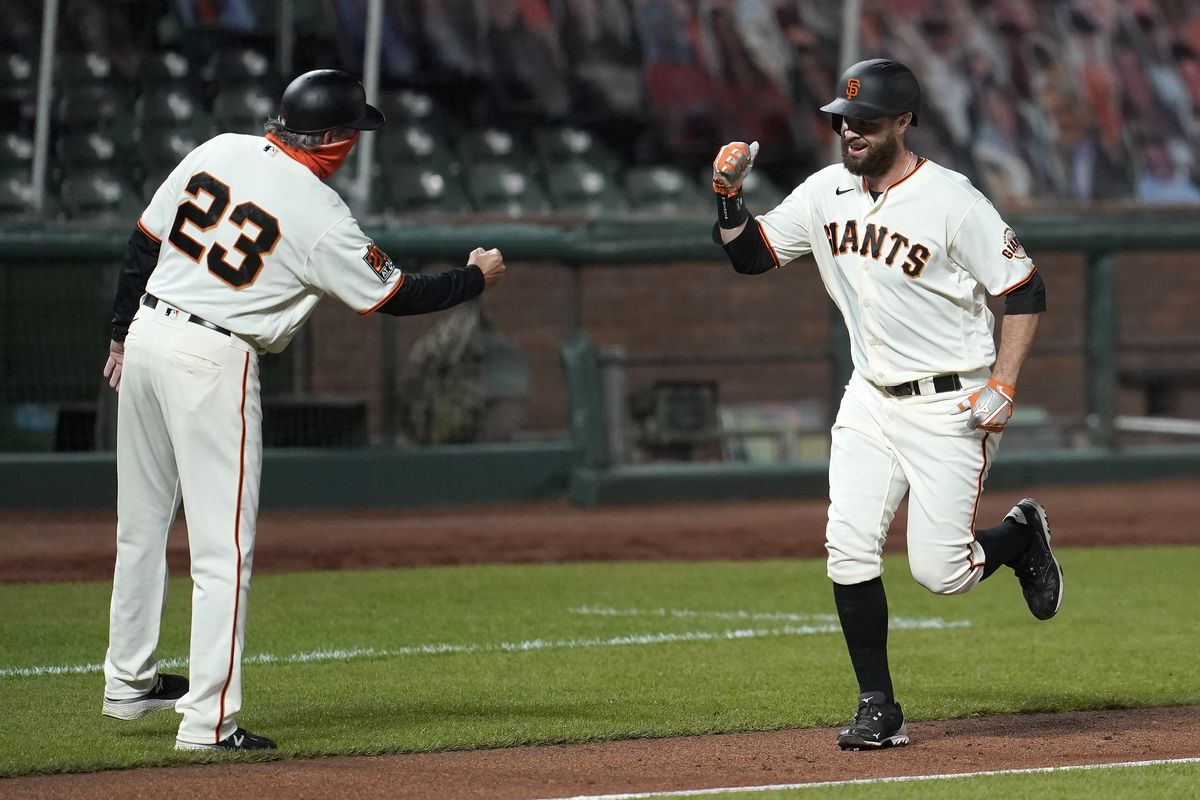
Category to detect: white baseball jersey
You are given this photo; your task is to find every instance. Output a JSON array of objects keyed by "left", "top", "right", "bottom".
[
  {"left": 756, "top": 158, "right": 1036, "bottom": 386},
  {"left": 139, "top": 133, "right": 403, "bottom": 353}
]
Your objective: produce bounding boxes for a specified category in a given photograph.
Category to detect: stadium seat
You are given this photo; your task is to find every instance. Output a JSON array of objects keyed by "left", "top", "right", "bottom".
[
  {"left": 138, "top": 51, "right": 192, "bottom": 88},
  {"left": 213, "top": 86, "right": 276, "bottom": 134},
  {"left": 57, "top": 85, "right": 132, "bottom": 131},
  {"left": 0, "top": 54, "right": 34, "bottom": 132},
  {"left": 55, "top": 53, "right": 118, "bottom": 87},
  {"left": 140, "top": 123, "right": 209, "bottom": 168},
  {"left": 384, "top": 167, "right": 472, "bottom": 214},
  {"left": 0, "top": 133, "right": 33, "bottom": 169},
  {"left": 138, "top": 86, "right": 209, "bottom": 126},
  {"left": 375, "top": 123, "right": 459, "bottom": 173},
  {"left": 467, "top": 162, "right": 551, "bottom": 215},
  {"left": 0, "top": 169, "right": 35, "bottom": 214},
  {"left": 534, "top": 126, "right": 619, "bottom": 173},
  {"left": 625, "top": 165, "right": 706, "bottom": 212},
  {"left": 139, "top": 124, "right": 211, "bottom": 193},
  {"left": 203, "top": 48, "right": 273, "bottom": 86},
  {"left": 376, "top": 89, "right": 450, "bottom": 132},
  {"left": 457, "top": 128, "right": 535, "bottom": 168},
  {"left": 546, "top": 161, "right": 625, "bottom": 214},
  {"left": 0, "top": 54, "right": 36, "bottom": 101},
  {"left": 326, "top": 162, "right": 388, "bottom": 216},
  {"left": 56, "top": 131, "right": 120, "bottom": 170},
  {"left": 59, "top": 168, "right": 138, "bottom": 220},
  {"left": 695, "top": 166, "right": 789, "bottom": 210},
  {"left": 740, "top": 170, "right": 789, "bottom": 210}
]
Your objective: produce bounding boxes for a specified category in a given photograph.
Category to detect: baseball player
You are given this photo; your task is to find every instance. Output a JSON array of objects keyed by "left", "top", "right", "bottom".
[
  {"left": 99, "top": 69, "right": 506, "bottom": 751},
  {"left": 711, "top": 59, "right": 1062, "bottom": 749}
]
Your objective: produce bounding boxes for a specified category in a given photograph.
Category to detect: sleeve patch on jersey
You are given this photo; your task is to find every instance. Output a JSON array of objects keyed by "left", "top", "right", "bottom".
[
  {"left": 363, "top": 243, "right": 396, "bottom": 283},
  {"left": 1001, "top": 228, "right": 1026, "bottom": 260}
]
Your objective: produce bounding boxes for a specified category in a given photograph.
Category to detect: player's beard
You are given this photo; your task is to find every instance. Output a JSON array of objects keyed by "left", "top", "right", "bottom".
[{"left": 841, "top": 130, "right": 901, "bottom": 178}]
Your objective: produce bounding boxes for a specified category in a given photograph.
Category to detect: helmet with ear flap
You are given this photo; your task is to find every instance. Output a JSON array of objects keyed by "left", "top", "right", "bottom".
[
  {"left": 279, "top": 69, "right": 386, "bottom": 134},
  {"left": 820, "top": 59, "right": 921, "bottom": 132}
]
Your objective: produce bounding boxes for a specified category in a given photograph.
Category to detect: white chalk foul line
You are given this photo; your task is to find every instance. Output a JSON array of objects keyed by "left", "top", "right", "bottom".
[
  {"left": 569, "top": 606, "right": 968, "bottom": 631},
  {"left": 538, "top": 757, "right": 1200, "bottom": 800},
  {"left": 0, "top": 613, "right": 967, "bottom": 679}
]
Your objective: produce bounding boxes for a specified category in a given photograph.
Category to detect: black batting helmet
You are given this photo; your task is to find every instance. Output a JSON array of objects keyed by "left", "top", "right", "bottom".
[
  {"left": 820, "top": 59, "right": 920, "bottom": 132},
  {"left": 278, "top": 69, "right": 386, "bottom": 134}
]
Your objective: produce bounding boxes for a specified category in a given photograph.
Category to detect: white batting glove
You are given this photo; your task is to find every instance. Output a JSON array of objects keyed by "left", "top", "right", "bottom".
[
  {"left": 712, "top": 141, "right": 759, "bottom": 196},
  {"left": 954, "top": 378, "right": 1016, "bottom": 433},
  {"left": 103, "top": 340, "right": 125, "bottom": 392}
]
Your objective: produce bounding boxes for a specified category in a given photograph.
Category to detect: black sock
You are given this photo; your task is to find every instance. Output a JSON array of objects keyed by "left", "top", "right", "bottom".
[
  {"left": 976, "top": 513, "right": 1033, "bottom": 580},
  {"left": 832, "top": 577, "right": 893, "bottom": 704}
]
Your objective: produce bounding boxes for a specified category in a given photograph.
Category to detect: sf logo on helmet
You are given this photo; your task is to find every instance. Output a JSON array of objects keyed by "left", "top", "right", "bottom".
[{"left": 846, "top": 78, "right": 860, "bottom": 99}]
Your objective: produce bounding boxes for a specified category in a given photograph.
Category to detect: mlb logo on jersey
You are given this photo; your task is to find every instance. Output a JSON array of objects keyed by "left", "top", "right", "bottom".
[{"left": 362, "top": 243, "right": 395, "bottom": 283}]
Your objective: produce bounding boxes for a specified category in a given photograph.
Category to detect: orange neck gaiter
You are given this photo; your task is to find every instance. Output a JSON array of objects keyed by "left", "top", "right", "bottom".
[{"left": 267, "top": 132, "right": 359, "bottom": 179}]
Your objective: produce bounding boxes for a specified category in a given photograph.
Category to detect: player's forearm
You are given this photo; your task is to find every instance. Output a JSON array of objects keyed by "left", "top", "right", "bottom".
[
  {"left": 991, "top": 313, "right": 1039, "bottom": 387},
  {"left": 110, "top": 226, "right": 161, "bottom": 342},
  {"left": 376, "top": 265, "right": 485, "bottom": 316}
]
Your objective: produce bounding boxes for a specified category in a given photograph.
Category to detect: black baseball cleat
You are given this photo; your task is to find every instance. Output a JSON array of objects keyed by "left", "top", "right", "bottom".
[
  {"left": 175, "top": 727, "right": 278, "bottom": 751},
  {"left": 1010, "top": 498, "right": 1063, "bottom": 620},
  {"left": 102, "top": 673, "right": 189, "bottom": 720},
  {"left": 837, "top": 691, "right": 909, "bottom": 750}
]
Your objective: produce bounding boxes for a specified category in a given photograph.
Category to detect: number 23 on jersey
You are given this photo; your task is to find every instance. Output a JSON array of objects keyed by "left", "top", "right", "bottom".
[{"left": 167, "top": 171, "right": 281, "bottom": 288}]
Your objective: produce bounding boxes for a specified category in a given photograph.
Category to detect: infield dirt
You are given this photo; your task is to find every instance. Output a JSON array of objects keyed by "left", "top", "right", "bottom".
[{"left": 1, "top": 479, "right": 1197, "bottom": 798}]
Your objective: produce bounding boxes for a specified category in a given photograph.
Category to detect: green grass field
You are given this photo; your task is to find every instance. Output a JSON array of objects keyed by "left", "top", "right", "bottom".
[{"left": 2, "top": 546, "right": 1198, "bottom": 789}]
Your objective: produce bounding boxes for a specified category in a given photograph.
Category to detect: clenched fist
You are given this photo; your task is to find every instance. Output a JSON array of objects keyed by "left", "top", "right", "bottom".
[
  {"left": 712, "top": 141, "right": 760, "bottom": 196},
  {"left": 468, "top": 247, "right": 506, "bottom": 290},
  {"left": 954, "top": 378, "right": 1016, "bottom": 433}
]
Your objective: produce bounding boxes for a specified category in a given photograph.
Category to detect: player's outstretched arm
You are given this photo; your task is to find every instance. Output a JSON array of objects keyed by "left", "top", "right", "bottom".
[
  {"left": 376, "top": 248, "right": 506, "bottom": 317},
  {"left": 467, "top": 247, "right": 506, "bottom": 290},
  {"left": 712, "top": 141, "right": 758, "bottom": 244},
  {"left": 711, "top": 141, "right": 778, "bottom": 275}
]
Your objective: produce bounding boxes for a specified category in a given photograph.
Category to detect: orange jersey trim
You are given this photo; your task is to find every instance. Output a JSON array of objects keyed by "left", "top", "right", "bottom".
[
  {"left": 216, "top": 352, "right": 250, "bottom": 742},
  {"left": 755, "top": 220, "right": 781, "bottom": 269},
  {"left": 859, "top": 157, "right": 928, "bottom": 197},
  {"left": 359, "top": 273, "right": 407, "bottom": 316},
  {"left": 136, "top": 218, "right": 161, "bottom": 244},
  {"left": 999, "top": 264, "right": 1038, "bottom": 295},
  {"left": 885, "top": 157, "right": 927, "bottom": 192}
]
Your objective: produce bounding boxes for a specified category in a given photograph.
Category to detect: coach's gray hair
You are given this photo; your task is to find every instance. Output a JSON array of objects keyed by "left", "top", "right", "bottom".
[{"left": 263, "top": 116, "right": 328, "bottom": 151}]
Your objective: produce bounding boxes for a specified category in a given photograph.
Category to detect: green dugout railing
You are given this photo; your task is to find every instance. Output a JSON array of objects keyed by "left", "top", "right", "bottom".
[{"left": 2, "top": 211, "right": 1199, "bottom": 507}]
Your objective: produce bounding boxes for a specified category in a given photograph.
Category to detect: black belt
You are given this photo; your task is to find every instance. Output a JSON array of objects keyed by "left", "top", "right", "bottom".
[
  {"left": 883, "top": 373, "right": 962, "bottom": 397},
  {"left": 143, "top": 294, "right": 232, "bottom": 337}
]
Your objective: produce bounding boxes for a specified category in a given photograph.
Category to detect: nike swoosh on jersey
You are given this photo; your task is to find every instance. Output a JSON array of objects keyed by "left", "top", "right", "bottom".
[{"left": 835, "top": 187, "right": 854, "bottom": 195}]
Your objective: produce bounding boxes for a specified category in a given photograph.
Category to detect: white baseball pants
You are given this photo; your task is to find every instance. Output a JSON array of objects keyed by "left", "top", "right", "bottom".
[
  {"left": 826, "top": 370, "right": 1000, "bottom": 594},
  {"left": 104, "top": 300, "right": 262, "bottom": 745}
]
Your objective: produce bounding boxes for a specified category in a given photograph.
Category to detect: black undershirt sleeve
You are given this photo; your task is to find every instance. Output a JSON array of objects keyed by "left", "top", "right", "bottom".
[
  {"left": 111, "top": 227, "right": 161, "bottom": 343},
  {"left": 377, "top": 265, "right": 486, "bottom": 316},
  {"left": 713, "top": 220, "right": 778, "bottom": 275},
  {"left": 1002, "top": 269, "right": 1046, "bottom": 315}
]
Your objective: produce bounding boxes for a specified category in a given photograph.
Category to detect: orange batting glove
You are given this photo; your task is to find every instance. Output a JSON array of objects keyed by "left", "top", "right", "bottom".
[
  {"left": 955, "top": 378, "right": 1016, "bottom": 433},
  {"left": 712, "top": 140, "right": 759, "bottom": 196}
]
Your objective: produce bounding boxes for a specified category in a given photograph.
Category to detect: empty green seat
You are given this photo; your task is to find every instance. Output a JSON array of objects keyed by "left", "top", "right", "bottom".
[
  {"left": 546, "top": 161, "right": 624, "bottom": 214},
  {"left": 625, "top": 165, "right": 705, "bottom": 212},
  {"left": 467, "top": 162, "right": 551, "bottom": 215}
]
